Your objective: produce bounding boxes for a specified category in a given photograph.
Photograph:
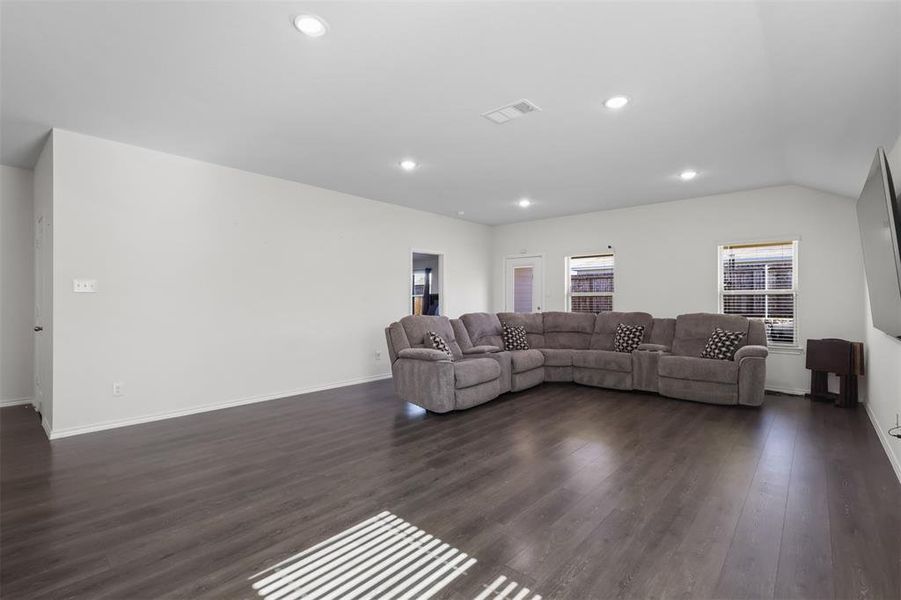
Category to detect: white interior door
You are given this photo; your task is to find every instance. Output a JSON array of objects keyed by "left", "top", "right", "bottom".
[
  {"left": 505, "top": 256, "right": 543, "bottom": 313},
  {"left": 33, "top": 214, "right": 50, "bottom": 413}
]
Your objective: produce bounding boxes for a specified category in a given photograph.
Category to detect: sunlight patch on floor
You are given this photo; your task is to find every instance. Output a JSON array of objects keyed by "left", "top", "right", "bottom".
[
  {"left": 249, "top": 511, "right": 476, "bottom": 600},
  {"left": 473, "top": 575, "right": 542, "bottom": 600}
]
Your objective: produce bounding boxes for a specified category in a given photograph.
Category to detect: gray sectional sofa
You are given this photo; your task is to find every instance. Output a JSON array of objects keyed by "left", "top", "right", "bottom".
[{"left": 384, "top": 311, "right": 768, "bottom": 413}]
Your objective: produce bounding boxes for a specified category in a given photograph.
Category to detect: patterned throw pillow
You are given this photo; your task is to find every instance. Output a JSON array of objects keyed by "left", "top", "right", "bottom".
[
  {"left": 502, "top": 324, "right": 530, "bottom": 351},
  {"left": 613, "top": 323, "right": 645, "bottom": 353},
  {"left": 427, "top": 331, "right": 454, "bottom": 359},
  {"left": 700, "top": 328, "right": 745, "bottom": 360}
]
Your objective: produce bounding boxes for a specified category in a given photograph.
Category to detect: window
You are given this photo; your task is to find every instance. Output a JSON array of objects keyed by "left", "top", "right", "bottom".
[
  {"left": 566, "top": 254, "right": 614, "bottom": 313},
  {"left": 718, "top": 241, "right": 798, "bottom": 346}
]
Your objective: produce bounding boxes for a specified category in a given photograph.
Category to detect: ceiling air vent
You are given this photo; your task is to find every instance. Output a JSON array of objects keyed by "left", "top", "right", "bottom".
[{"left": 481, "top": 99, "right": 542, "bottom": 124}]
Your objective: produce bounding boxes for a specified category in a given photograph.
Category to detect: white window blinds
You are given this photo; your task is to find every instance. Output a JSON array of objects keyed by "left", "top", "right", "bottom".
[
  {"left": 719, "top": 241, "right": 798, "bottom": 346},
  {"left": 567, "top": 254, "right": 614, "bottom": 313},
  {"left": 513, "top": 266, "right": 534, "bottom": 313}
]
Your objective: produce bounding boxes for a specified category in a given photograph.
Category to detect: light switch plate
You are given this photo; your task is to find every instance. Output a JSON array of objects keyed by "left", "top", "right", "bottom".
[{"left": 73, "top": 279, "right": 97, "bottom": 293}]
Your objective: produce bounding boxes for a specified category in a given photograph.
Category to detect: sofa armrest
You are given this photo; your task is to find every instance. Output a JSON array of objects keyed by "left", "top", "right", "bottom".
[
  {"left": 463, "top": 345, "right": 501, "bottom": 355},
  {"left": 397, "top": 348, "right": 451, "bottom": 362},
  {"left": 734, "top": 345, "right": 768, "bottom": 361},
  {"left": 637, "top": 343, "right": 671, "bottom": 353}
]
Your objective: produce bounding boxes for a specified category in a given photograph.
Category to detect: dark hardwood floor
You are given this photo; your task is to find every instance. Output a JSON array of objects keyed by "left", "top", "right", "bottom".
[{"left": 2, "top": 381, "right": 899, "bottom": 599}]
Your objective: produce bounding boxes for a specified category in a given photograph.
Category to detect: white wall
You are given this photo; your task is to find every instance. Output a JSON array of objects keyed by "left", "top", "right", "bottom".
[
  {"left": 47, "top": 129, "right": 492, "bottom": 436},
  {"left": 0, "top": 165, "right": 35, "bottom": 406},
  {"left": 861, "top": 135, "right": 901, "bottom": 481},
  {"left": 492, "top": 185, "right": 866, "bottom": 395}
]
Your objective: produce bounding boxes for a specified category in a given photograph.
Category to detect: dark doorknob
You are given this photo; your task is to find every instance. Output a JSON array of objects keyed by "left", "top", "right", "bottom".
[{"left": 34, "top": 326, "right": 43, "bottom": 332}]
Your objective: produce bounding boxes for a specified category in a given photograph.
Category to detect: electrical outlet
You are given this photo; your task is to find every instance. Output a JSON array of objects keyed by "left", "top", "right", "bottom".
[
  {"left": 375, "top": 350, "right": 383, "bottom": 361},
  {"left": 73, "top": 278, "right": 97, "bottom": 293},
  {"left": 112, "top": 382, "right": 124, "bottom": 397}
]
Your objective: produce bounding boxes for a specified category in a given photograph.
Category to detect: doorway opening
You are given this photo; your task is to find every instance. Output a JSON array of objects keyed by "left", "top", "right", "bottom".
[{"left": 411, "top": 252, "right": 443, "bottom": 315}]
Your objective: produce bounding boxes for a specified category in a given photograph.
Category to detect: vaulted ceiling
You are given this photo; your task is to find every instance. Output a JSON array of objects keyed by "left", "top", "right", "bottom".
[{"left": 2, "top": 1, "right": 899, "bottom": 224}]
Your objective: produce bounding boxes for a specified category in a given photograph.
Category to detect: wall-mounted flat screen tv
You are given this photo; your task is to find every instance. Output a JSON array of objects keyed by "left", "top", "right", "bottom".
[{"left": 857, "top": 147, "right": 901, "bottom": 338}]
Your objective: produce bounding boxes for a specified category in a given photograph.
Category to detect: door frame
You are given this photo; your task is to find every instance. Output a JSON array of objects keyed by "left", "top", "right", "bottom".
[
  {"left": 410, "top": 248, "right": 445, "bottom": 316},
  {"left": 503, "top": 253, "right": 545, "bottom": 313},
  {"left": 33, "top": 213, "right": 48, "bottom": 414}
]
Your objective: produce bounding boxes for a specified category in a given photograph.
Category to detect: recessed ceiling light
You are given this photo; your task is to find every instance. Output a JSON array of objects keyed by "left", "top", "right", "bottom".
[
  {"left": 604, "top": 96, "right": 630, "bottom": 110},
  {"left": 456, "top": 210, "right": 465, "bottom": 216},
  {"left": 399, "top": 159, "right": 418, "bottom": 171},
  {"left": 518, "top": 198, "right": 532, "bottom": 208},
  {"left": 679, "top": 170, "right": 698, "bottom": 181},
  {"left": 293, "top": 14, "right": 328, "bottom": 38}
]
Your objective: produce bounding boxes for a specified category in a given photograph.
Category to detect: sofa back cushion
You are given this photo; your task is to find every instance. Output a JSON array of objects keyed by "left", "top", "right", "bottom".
[
  {"left": 649, "top": 318, "right": 676, "bottom": 348},
  {"left": 385, "top": 322, "right": 411, "bottom": 363},
  {"left": 496, "top": 312, "right": 545, "bottom": 348},
  {"left": 460, "top": 312, "right": 505, "bottom": 348},
  {"left": 590, "top": 311, "right": 654, "bottom": 350},
  {"left": 748, "top": 319, "right": 767, "bottom": 347},
  {"left": 672, "top": 313, "right": 750, "bottom": 357},
  {"left": 542, "top": 311, "right": 596, "bottom": 349},
  {"left": 399, "top": 315, "right": 463, "bottom": 358}
]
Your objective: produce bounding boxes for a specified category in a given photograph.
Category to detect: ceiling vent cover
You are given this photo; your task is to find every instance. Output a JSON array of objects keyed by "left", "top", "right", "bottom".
[{"left": 482, "top": 99, "right": 542, "bottom": 124}]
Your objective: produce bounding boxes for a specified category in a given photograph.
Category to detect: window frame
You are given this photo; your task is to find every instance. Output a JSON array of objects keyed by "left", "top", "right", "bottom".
[
  {"left": 717, "top": 240, "right": 800, "bottom": 350},
  {"left": 565, "top": 252, "right": 615, "bottom": 313}
]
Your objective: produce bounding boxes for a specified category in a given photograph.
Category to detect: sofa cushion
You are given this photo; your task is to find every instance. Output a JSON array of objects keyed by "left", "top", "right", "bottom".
[
  {"left": 427, "top": 331, "right": 455, "bottom": 359},
  {"left": 385, "top": 322, "right": 410, "bottom": 363},
  {"left": 397, "top": 348, "right": 449, "bottom": 361},
  {"left": 463, "top": 345, "right": 502, "bottom": 355},
  {"left": 542, "top": 312, "right": 595, "bottom": 349},
  {"left": 497, "top": 312, "right": 545, "bottom": 348},
  {"left": 460, "top": 313, "right": 505, "bottom": 349},
  {"left": 573, "top": 350, "right": 632, "bottom": 373},
  {"left": 671, "top": 313, "right": 750, "bottom": 358},
  {"left": 649, "top": 317, "right": 676, "bottom": 348},
  {"left": 539, "top": 348, "right": 575, "bottom": 367},
  {"left": 503, "top": 324, "right": 530, "bottom": 350},
  {"left": 454, "top": 358, "right": 501, "bottom": 389},
  {"left": 700, "top": 328, "right": 745, "bottom": 361},
  {"left": 590, "top": 312, "right": 654, "bottom": 350},
  {"left": 400, "top": 315, "right": 463, "bottom": 358},
  {"left": 510, "top": 349, "right": 544, "bottom": 372},
  {"left": 613, "top": 324, "right": 645, "bottom": 353},
  {"left": 658, "top": 355, "right": 739, "bottom": 384}
]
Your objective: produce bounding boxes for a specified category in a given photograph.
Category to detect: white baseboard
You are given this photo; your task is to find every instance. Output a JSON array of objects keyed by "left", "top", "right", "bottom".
[
  {"left": 765, "top": 385, "right": 808, "bottom": 396},
  {"left": 864, "top": 401, "right": 901, "bottom": 485},
  {"left": 0, "top": 396, "right": 33, "bottom": 407},
  {"left": 45, "top": 373, "right": 392, "bottom": 440},
  {"left": 42, "top": 415, "right": 52, "bottom": 439}
]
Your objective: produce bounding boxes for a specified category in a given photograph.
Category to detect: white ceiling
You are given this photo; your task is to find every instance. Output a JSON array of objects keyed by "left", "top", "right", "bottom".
[{"left": 2, "top": 1, "right": 899, "bottom": 225}]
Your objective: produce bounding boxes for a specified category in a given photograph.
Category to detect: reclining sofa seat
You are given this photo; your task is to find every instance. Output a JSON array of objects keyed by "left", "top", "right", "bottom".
[
  {"left": 452, "top": 313, "right": 544, "bottom": 392},
  {"left": 496, "top": 311, "right": 586, "bottom": 381},
  {"left": 574, "top": 311, "right": 655, "bottom": 389},
  {"left": 655, "top": 313, "right": 768, "bottom": 406},
  {"left": 384, "top": 315, "right": 504, "bottom": 412}
]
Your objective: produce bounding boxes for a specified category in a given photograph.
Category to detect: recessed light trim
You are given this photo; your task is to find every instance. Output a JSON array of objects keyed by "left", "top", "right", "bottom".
[
  {"left": 518, "top": 198, "right": 532, "bottom": 208},
  {"left": 604, "top": 95, "right": 630, "bottom": 110},
  {"left": 399, "top": 159, "right": 418, "bottom": 171},
  {"left": 293, "top": 14, "right": 328, "bottom": 37},
  {"left": 679, "top": 170, "right": 698, "bottom": 181}
]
